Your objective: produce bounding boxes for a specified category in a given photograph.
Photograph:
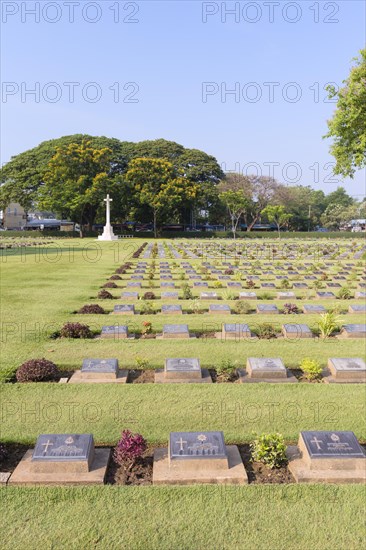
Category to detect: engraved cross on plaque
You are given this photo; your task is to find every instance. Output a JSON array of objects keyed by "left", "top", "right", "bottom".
[
  {"left": 42, "top": 440, "right": 54, "bottom": 454},
  {"left": 177, "top": 437, "right": 187, "bottom": 452},
  {"left": 310, "top": 436, "right": 323, "bottom": 450}
]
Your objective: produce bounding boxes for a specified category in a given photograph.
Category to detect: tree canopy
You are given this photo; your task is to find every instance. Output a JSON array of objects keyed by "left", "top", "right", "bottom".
[
  {"left": 125, "top": 157, "right": 198, "bottom": 237},
  {"left": 325, "top": 49, "right": 366, "bottom": 178}
]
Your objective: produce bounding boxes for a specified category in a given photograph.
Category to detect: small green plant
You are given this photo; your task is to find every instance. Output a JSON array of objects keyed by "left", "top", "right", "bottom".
[
  {"left": 256, "top": 323, "right": 278, "bottom": 340},
  {"left": 189, "top": 299, "right": 202, "bottom": 314},
  {"left": 213, "top": 281, "right": 223, "bottom": 288},
  {"left": 140, "top": 302, "right": 154, "bottom": 315},
  {"left": 181, "top": 283, "right": 193, "bottom": 300},
  {"left": 234, "top": 301, "right": 251, "bottom": 314},
  {"left": 337, "top": 286, "right": 352, "bottom": 300},
  {"left": 259, "top": 292, "right": 273, "bottom": 300},
  {"left": 135, "top": 356, "right": 150, "bottom": 368},
  {"left": 250, "top": 433, "right": 287, "bottom": 469},
  {"left": 141, "top": 322, "right": 152, "bottom": 336},
  {"left": 279, "top": 279, "right": 291, "bottom": 289},
  {"left": 312, "top": 280, "right": 324, "bottom": 290},
  {"left": 299, "top": 358, "right": 322, "bottom": 381},
  {"left": 222, "top": 290, "right": 235, "bottom": 301},
  {"left": 318, "top": 312, "right": 343, "bottom": 339},
  {"left": 216, "top": 359, "right": 236, "bottom": 381}
]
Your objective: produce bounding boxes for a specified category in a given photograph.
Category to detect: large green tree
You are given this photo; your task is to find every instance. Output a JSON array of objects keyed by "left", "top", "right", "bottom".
[
  {"left": 325, "top": 49, "right": 366, "bottom": 177},
  {"left": 0, "top": 134, "right": 130, "bottom": 213},
  {"left": 39, "top": 140, "right": 126, "bottom": 236},
  {"left": 0, "top": 136, "right": 222, "bottom": 228},
  {"left": 125, "top": 158, "right": 198, "bottom": 237}
]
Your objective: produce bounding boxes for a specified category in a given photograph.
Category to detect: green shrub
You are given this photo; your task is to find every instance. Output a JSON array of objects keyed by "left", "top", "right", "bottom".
[
  {"left": 318, "top": 312, "right": 343, "bottom": 339},
  {"left": 213, "top": 281, "right": 223, "bottom": 288},
  {"left": 222, "top": 291, "right": 235, "bottom": 301},
  {"left": 250, "top": 433, "right": 287, "bottom": 469},
  {"left": 337, "top": 286, "right": 352, "bottom": 300},
  {"left": 135, "top": 356, "right": 150, "bottom": 368},
  {"left": 215, "top": 359, "right": 236, "bottom": 381},
  {"left": 279, "top": 279, "right": 291, "bottom": 289},
  {"left": 300, "top": 358, "right": 322, "bottom": 381},
  {"left": 234, "top": 301, "right": 251, "bottom": 314},
  {"left": 259, "top": 292, "right": 273, "bottom": 300},
  {"left": 189, "top": 299, "right": 202, "bottom": 314},
  {"left": 140, "top": 302, "right": 154, "bottom": 314},
  {"left": 181, "top": 283, "right": 193, "bottom": 300},
  {"left": 256, "top": 323, "right": 278, "bottom": 339}
]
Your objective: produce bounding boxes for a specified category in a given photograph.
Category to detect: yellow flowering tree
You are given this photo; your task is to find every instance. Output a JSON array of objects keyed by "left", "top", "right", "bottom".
[{"left": 125, "top": 157, "right": 198, "bottom": 237}]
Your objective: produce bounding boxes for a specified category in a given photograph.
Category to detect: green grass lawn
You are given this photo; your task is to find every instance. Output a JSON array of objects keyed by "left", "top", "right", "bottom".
[
  {"left": 1, "top": 485, "right": 365, "bottom": 550},
  {"left": 1, "top": 237, "right": 365, "bottom": 550}
]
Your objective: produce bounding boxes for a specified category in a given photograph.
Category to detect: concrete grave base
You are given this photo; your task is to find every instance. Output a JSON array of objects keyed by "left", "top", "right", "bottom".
[
  {"left": 154, "top": 369, "right": 212, "bottom": 384},
  {"left": 156, "top": 334, "right": 195, "bottom": 340},
  {"left": 214, "top": 332, "right": 256, "bottom": 340},
  {"left": 286, "top": 446, "right": 366, "bottom": 483},
  {"left": 153, "top": 445, "right": 248, "bottom": 485},
  {"left": 236, "top": 368, "right": 298, "bottom": 383},
  {"left": 68, "top": 370, "right": 129, "bottom": 384},
  {"left": 9, "top": 449, "right": 110, "bottom": 486},
  {"left": 0, "top": 472, "right": 11, "bottom": 485}
]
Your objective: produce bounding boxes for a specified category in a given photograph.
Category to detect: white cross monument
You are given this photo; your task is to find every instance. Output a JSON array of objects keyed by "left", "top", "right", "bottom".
[{"left": 98, "top": 194, "right": 118, "bottom": 241}]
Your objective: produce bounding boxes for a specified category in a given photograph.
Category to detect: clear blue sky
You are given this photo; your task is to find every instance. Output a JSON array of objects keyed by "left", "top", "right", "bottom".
[{"left": 1, "top": 0, "right": 365, "bottom": 198}]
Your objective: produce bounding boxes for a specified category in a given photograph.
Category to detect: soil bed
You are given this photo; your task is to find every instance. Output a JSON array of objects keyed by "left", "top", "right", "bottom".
[{"left": 128, "top": 369, "right": 155, "bottom": 383}]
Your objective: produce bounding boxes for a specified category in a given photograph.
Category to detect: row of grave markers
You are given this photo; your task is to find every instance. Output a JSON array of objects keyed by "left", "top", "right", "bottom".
[
  {"left": 6, "top": 429, "right": 366, "bottom": 486},
  {"left": 65, "top": 356, "right": 366, "bottom": 385}
]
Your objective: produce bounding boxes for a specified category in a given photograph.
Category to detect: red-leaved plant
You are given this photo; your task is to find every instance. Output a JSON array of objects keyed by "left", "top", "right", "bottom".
[{"left": 113, "top": 430, "right": 147, "bottom": 470}]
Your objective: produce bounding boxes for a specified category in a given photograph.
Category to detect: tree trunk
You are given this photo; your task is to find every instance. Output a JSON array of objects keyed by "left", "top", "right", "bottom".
[
  {"left": 153, "top": 210, "right": 157, "bottom": 239},
  {"left": 247, "top": 213, "right": 260, "bottom": 232}
]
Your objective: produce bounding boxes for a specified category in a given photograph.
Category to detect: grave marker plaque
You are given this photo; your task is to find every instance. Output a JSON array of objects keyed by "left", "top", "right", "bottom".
[
  {"left": 161, "top": 305, "right": 182, "bottom": 315},
  {"left": 81, "top": 358, "right": 118, "bottom": 378},
  {"left": 348, "top": 304, "right": 366, "bottom": 313},
  {"left": 282, "top": 323, "right": 312, "bottom": 339},
  {"left": 300, "top": 431, "right": 365, "bottom": 460},
  {"left": 340, "top": 324, "right": 366, "bottom": 338},
  {"left": 165, "top": 358, "right": 201, "bottom": 379},
  {"left": 256, "top": 304, "right": 279, "bottom": 314},
  {"left": 114, "top": 305, "right": 135, "bottom": 315},
  {"left": 287, "top": 430, "right": 366, "bottom": 483},
  {"left": 162, "top": 324, "right": 190, "bottom": 339},
  {"left": 303, "top": 304, "right": 326, "bottom": 314},
  {"left": 246, "top": 357, "right": 287, "bottom": 379},
  {"left": 100, "top": 325, "right": 128, "bottom": 339},
  {"left": 327, "top": 357, "right": 366, "bottom": 381},
  {"left": 209, "top": 304, "right": 231, "bottom": 315},
  {"left": 32, "top": 434, "right": 94, "bottom": 473},
  {"left": 169, "top": 431, "right": 227, "bottom": 467}
]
